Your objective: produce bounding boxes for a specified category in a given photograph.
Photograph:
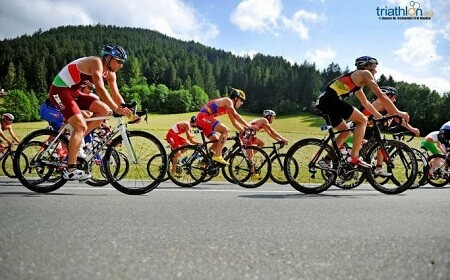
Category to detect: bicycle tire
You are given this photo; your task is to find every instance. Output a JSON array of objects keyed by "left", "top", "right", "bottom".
[
  {"left": 13, "top": 129, "right": 69, "bottom": 193},
  {"left": 167, "top": 145, "right": 207, "bottom": 187},
  {"left": 427, "top": 154, "right": 450, "bottom": 187},
  {"left": 147, "top": 153, "right": 169, "bottom": 182},
  {"left": 103, "top": 130, "right": 167, "bottom": 195},
  {"left": 228, "top": 146, "right": 271, "bottom": 188},
  {"left": 410, "top": 148, "right": 429, "bottom": 189},
  {"left": 2, "top": 151, "right": 17, "bottom": 178},
  {"left": 364, "top": 140, "right": 417, "bottom": 194},
  {"left": 86, "top": 149, "right": 125, "bottom": 187},
  {"left": 284, "top": 138, "right": 337, "bottom": 194},
  {"left": 270, "top": 153, "right": 294, "bottom": 185}
]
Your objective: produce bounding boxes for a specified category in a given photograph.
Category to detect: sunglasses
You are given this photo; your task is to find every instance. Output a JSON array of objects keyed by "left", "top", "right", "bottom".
[{"left": 115, "top": 58, "right": 124, "bottom": 65}]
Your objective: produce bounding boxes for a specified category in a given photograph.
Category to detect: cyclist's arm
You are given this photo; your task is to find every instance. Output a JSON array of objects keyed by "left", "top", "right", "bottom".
[
  {"left": 220, "top": 98, "right": 248, "bottom": 131},
  {"left": 182, "top": 122, "right": 198, "bottom": 143},
  {"left": 261, "top": 121, "right": 288, "bottom": 143},
  {"left": 355, "top": 89, "right": 383, "bottom": 118},
  {"left": 6, "top": 127, "right": 20, "bottom": 143},
  {"left": 0, "top": 130, "right": 11, "bottom": 143}
]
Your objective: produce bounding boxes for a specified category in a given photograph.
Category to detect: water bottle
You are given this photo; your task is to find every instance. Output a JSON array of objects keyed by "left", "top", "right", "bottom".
[
  {"left": 321, "top": 125, "right": 331, "bottom": 131},
  {"left": 181, "top": 156, "right": 188, "bottom": 164}
]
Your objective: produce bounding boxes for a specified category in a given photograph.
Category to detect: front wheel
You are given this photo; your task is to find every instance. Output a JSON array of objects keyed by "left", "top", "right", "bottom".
[
  {"left": 270, "top": 153, "right": 294, "bottom": 185},
  {"left": 2, "top": 151, "right": 17, "bottom": 178},
  {"left": 364, "top": 140, "right": 417, "bottom": 194},
  {"left": 427, "top": 154, "right": 450, "bottom": 187},
  {"left": 229, "top": 146, "right": 271, "bottom": 188},
  {"left": 104, "top": 131, "right": 167, "bottom": 195}
]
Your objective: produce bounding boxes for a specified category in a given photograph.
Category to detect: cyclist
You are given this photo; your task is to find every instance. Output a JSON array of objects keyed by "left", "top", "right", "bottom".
[
  {"left": 195, "top": 88, "right": 250, "bottom": 165},
  {"left": 0, "top": 113, "right": 20, "bottom": 157},
  {"left": 345, "top": 86, "right": 420, "bottom": 176},
  {"left": 48, "top": 44, "right": 132, "bottom": 180},
  {"left": 315, "top": 55, "right": 410, "bottom": 168},
  {"left": 421, "top": 131, "right": 446, "bottom": 156},
  {"left": 245, "top": 110, "right": 288, "bottom": 147},
  {"left": 166, "top": 116, "right": 199, "bottom": 176}
]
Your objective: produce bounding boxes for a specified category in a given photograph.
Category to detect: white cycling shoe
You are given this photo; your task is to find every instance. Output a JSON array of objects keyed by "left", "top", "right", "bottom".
[{"left": 63, "top": 169, "right": 92, "bottom": 181}]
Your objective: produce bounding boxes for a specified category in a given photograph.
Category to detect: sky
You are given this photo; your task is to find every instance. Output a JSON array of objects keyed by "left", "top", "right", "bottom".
[{"left": 0, "top": 0, "right": 449, "bottom": 94}]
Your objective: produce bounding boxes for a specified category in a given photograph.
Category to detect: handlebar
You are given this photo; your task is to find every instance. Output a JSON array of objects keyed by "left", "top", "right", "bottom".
[
  {"left": 371, "top": 115, "right": 403, "bottom": 131},
  {"left": 392, "top": 131, "right": 415, "bottom": 142}
]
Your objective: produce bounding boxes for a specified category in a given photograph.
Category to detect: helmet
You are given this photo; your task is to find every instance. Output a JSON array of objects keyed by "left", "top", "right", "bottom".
[
  {"left": 380, "top": 86, "right": 398, "bottom": 97},
  {"left": 355, "top": 56, "right": 378, "bottom": 68},
  {"left": 262, "top": 110, "right": 276, "bottom": 118},
  {"left": 190, "top": 116, "right": 197, "bottom": 123},
  {"left": 229, "top": 88, "right": 246, "bottom": 101},
  {"left": 2, "top": 113, "right": 14, "bottom": 121},
  {"left": 101, "top": 44, "right": 127, "bottom": 62}
]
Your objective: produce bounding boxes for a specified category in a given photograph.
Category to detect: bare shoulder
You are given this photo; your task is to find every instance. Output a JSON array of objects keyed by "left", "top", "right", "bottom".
[
  {"left": 216, "top": 97, "right": 232, "bottom": 107},
  {"left": 352, "top": 69, "right": 374, "bottom": 86}
]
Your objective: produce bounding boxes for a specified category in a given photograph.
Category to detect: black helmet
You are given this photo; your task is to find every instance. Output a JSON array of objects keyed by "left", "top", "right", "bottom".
[
  {"left": 380, "top": 86, "right": 398, "bottom": 97},
  {"left": 101, "top": 44, "right": 127, "bottom": 62},
  {"left": 355, "top": 56, "right": 378, "bottom": 68},
  {"left": 229, "top": 88, "right": 246, "bottom": 101}
]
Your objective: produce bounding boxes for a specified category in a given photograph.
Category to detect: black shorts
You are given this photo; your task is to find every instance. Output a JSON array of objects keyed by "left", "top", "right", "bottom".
[{"left": 315, "top": 91, "right": 354, "bottom": 127}]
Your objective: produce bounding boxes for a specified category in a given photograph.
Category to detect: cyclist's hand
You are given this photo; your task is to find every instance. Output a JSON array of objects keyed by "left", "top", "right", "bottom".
[
  {"left": 282, "top": 138, "right": 289, "bottom": 145},
  {"left": 113, "top": 105, "right": 132, "bottom": 116},
  {"left": 411, "top": 127, "right": 420, "bottom": 137},
  {"left": 398, "top": 111, "right": 410, "bottom": 124}
]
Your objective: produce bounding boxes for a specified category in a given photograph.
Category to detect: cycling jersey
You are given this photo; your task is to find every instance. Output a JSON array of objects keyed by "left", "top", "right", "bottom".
[
  {"left": 197, "top": 99, "right": 229, "bottom": 137},
  {"left": 52, "top": 58, "right": 93, "bottom": 89},
  {"left": 165, "top": 123, "right": 189, "bottom": 149},
  {"left": 326, "top": 71, "right": 361, "bottom": 99}
]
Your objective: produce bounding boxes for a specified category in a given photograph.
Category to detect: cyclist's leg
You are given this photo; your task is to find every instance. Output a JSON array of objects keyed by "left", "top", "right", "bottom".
[
  {"left": 347, "top": 108, "right": 368, "bottom": 159},
  {"left": 82, "top": 97, "right": 110, "bottom": 136},
  {"left": 212, "top": 122, "right": 230, "bottom": 163}
]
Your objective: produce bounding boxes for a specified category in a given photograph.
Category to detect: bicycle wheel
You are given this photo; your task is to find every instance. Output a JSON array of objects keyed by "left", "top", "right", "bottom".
[
  {"left": 410, "top": 148, "right": 429, "bottom": 189},
  {"left": 229, "top": 146, "right": 271, "bottom": 188},
  {"left": 13, "top": 129, "right": 69, "bottom": 193},
  {"left": 103, "top": 130, "right": 167, "bottom": 195},
  {"left": 167, "top": 145, "right": 207, "bottom": 187},
  {"left": 2, "top": 151, "right": 17, "bottom": 178},
  {"left": 147, "top": 153, "right": 169, "bottom": 182},
  {"left": 270, "top": 153, "right": 294, "bottom": 185},
  {"left": 427, "top": 155, "right": 450, "bottom": 187},
  {"left": 364, "top": 140, "right": 417, "bottom": 194},
  {"left": 284, "top": 138, "right": 337, "bottom": 194},
  {"left": 86, "top": 149, "right": 124, "bottom": 187}
]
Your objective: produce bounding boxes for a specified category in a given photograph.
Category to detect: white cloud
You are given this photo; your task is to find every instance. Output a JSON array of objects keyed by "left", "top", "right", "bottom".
[
  {"left": 282, "top": 10, "right": 325, "bottom": 40},
  {"left": 0, "top": 0, "right": 219, "bottom": 44},
  {"left": 306, "top": 47, "right": 336, "bottom": 69},
  {"left": 230, "top": 0, "right": 282, "bottom": 34},
  {"left": 380, "top": 66, "right": 450, "bottom": 94},
  {"left": 393, "top": 26, "right": 441, "bottom": 70}
]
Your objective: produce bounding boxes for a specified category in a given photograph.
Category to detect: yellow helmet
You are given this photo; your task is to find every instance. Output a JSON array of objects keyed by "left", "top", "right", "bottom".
[{"left": 230, "top": 88, "right": 246, "bottom": 101}]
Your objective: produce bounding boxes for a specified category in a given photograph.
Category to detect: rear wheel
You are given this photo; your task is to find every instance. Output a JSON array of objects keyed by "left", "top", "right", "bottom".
[
  {"left": 270, "top": 153, "right": 294, "bottom": 185},
  {"left": 13, "top": 129, "right": 68, "bottom": 193},
  {"left": 284, "top": 139, "right": 337, "bottom": 194},
  {"left": 167, "top": 145, "right": 207, "bottom": 187},
  {"left": 427, "top": 154, "right": 450, "bottom": 187}
]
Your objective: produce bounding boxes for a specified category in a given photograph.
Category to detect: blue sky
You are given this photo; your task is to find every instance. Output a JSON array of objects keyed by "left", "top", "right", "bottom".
[{"left": 1, "top": 0, "right": 449, "bottom": 93}]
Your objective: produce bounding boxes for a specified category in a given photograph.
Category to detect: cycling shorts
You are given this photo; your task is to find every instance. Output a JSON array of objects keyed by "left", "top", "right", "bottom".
[
  {"left": 165, "top": 131, "right": 188, "bottom": 150},
  {"left": 196, "top": 112, "right": 219, "bottom": 138},
  {"left": 420, "top": 140, "right": 441, "bottom": 155},
  {"left": 315, "top": 91, "right": 354, "bottom": 127},
  {"left": 48, "top": 85, "right": 98, "bottom": 120},
  {"left": 39, "top": 101, "right": 64, "bottom": 130}
]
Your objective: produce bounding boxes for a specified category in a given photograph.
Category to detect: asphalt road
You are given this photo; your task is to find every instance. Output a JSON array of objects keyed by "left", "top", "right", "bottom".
[{"left": 0, "top": 177, "right": 449, "bottom": 280}]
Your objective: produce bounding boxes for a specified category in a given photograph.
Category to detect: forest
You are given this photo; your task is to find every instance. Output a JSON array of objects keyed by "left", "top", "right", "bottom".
[{"left": 0, "top": 24, "right": 449, "bottom": 134}]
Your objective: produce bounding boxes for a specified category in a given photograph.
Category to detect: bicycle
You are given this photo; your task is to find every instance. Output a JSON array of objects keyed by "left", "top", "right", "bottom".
[
  {"left": 13, "top": 102, "right": 168, "bottom": 195},
  {"left": 167, "top": 128, "right": 271, "bottom": 188},
  {"left": 284, "top": 114, "right": 418, "bottom": 195}
]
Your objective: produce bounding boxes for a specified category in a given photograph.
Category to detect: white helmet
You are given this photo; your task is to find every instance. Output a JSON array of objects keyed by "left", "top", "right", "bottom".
[
  {"left": 2, "top": 113, "right": 14, "bottom": 121},
  {"left": 262, "top": 110, "right": 276, "bottom": 118}
]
